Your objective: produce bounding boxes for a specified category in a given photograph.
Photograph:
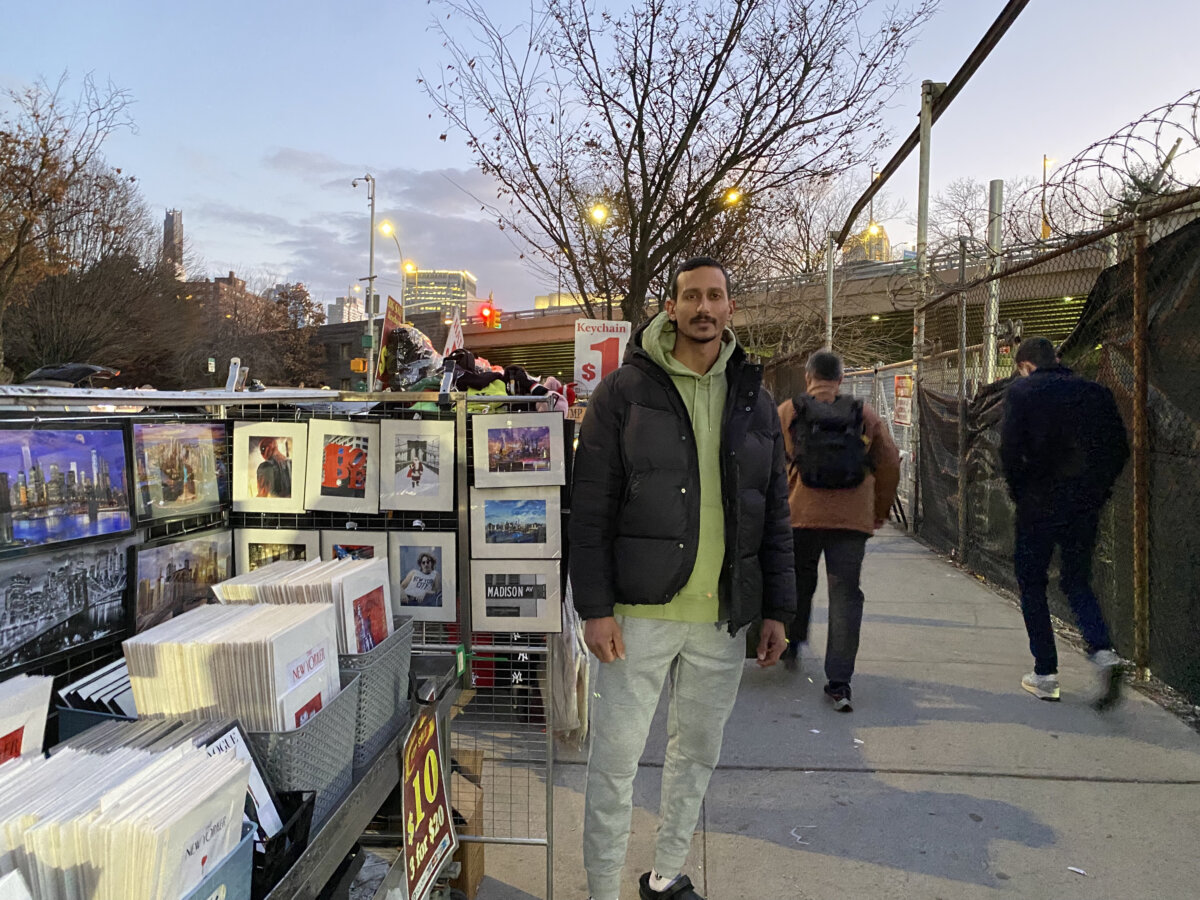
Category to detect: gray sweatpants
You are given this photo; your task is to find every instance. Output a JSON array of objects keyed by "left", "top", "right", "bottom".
[{"left": 583, "top": 615, "right": 747, "bottom": 900}]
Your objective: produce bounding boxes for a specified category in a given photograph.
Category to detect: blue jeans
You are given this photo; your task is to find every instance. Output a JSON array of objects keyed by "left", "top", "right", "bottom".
[
  {"left": 1014, "top": 505, "right": 1113, "bottom": 675},
  {"left": 787, "top": 528, "right": 869, "bottom": 684}
]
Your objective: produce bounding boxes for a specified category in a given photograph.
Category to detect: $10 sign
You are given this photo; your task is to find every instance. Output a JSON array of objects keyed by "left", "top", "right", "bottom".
[{"left": 574, "top": 319, "right": 632, "bottom": 394}]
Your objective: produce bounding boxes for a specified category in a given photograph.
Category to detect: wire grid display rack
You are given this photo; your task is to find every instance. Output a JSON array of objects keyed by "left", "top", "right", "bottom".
[
  {"left": 0, "top": 388, "right": 559, "bottom": 897},
  {"left": 228, "top": 393, "right": 558, "bottom": 898}
]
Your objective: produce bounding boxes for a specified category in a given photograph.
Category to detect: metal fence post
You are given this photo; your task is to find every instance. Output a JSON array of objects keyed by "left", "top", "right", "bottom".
[
  {"left": 956, "top": 237, "right": 969, "bottom": 562},
  {"left": 1132, "top": 219, "right": 1151, "bottom": 676},
  {"left": 912, "top": 79, "right": 938, "bottom": 531},
  {"left": 983, "top": 179, "right": 1004, "bottom": 384}
]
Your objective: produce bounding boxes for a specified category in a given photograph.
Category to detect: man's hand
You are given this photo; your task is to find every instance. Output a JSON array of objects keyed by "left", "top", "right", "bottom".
[
  {"left": 874, "top": 518, "right": 886, "bottom": 531},
  {"left": 584, "top": 616, "right": 625, "bottom": 663},
  {"left": 756, "top": 618, "right": 788, "bottom": 667}
]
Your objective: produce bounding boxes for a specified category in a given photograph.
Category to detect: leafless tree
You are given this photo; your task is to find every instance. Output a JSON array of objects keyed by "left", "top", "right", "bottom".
[
  {"left": 426, "top": 0, "right": 935, "bottom": 325},
  {"left": 0, "top": 74, "right": 134, "bottom": 376}
]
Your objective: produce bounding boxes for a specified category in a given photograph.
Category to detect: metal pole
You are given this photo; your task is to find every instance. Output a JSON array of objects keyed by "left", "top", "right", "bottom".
[
  {"left": 357, "top": 174, "right": 378, "bottom": 390},
  {"left": 956, "top": 237, "right": 969, "bottom": 563},
  {"left": 824, "top": 230, "right": 836, "bottom": 349},
  {"left": 1132, "top": 219, "right": 1150, "bottom": 675},
  {"left": 913, "top": 80, "right": 941, "bottom": 531},
  {"left": 983, "top": 179, "right": 1004, "bottom": 383}
]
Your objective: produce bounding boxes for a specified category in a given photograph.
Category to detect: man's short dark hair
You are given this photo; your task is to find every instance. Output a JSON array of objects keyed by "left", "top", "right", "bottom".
[
  {"left": 805, "top": 350, "right": 843, "bottom": 382},
  {"left": 669, "top": 256, "right": 730, "bottom": 300},
  {"left": 1014, "top": 336, "right": 1058, "bottom": 369}
]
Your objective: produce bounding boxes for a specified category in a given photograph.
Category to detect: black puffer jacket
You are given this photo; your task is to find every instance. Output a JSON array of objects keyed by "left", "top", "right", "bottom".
[{"left": 568, "top": 323, "right": 796, "bottom": 633}]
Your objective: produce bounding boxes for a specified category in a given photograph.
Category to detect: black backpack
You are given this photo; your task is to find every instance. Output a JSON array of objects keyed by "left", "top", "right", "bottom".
[{"left": 788, "top": 394, "right": 871, "bottom": 489}]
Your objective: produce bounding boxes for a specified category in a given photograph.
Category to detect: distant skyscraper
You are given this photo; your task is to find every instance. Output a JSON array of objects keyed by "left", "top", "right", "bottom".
[
  {"left": 91, "top": 449, "right": 100, "bottom": 495},
  {"left": 163, "top": 209, "right": 185, "bottom": 279},
  {"left": 327, "top": 296, "right": 366, "bottom": 325},
  {"left": 21, "top": 444, "right": 32, "bottom": 477}
]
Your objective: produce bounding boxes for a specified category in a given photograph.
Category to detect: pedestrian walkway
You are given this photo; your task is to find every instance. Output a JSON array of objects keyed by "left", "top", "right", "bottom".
[{"left": 475, "top": 527, "right": 1200, "bottom": 898}]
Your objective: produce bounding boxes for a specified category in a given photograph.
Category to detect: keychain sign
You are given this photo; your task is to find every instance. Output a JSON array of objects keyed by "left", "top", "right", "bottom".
[
  {"left": 574, "top": 319, "right": 632, "bottom": 395},
  {"left": 403, "top": 708, "right": 457, "bottom": 900}
]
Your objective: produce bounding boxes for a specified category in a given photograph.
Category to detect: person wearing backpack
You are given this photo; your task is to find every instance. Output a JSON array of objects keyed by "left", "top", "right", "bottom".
[{"left": 777, "top": 350, "right": 900, "bottom": 711}]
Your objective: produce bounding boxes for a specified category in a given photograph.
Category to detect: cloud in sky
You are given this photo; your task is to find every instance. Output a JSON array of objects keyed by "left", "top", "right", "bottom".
[{"left": 193, "top": 160, "right": 547, "bottom": 306}]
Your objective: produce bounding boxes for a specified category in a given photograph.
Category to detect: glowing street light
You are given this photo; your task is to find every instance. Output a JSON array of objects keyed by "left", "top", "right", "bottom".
[
  {"left": 589, "top": 203, "right": 609, "bottom": 225},
  {"left": 723, "top": 187, "right": 743, "bottom": 206}
]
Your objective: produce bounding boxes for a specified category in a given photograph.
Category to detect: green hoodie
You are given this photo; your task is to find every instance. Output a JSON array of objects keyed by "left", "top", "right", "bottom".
[{"left": 614, "top": 312, "right": 738, "bottom": 624}]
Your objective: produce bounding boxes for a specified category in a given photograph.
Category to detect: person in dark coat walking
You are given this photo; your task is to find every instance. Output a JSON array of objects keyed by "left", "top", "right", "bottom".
[
  {"left": 1000, "top": 336, "right": 1129, "bottom": 709},
  {"left": 569, "top": 257, "right": 795, "bottom": 900}
]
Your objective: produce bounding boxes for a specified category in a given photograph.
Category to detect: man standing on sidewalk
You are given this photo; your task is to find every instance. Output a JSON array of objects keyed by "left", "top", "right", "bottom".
[
  {"left": 777, "top": 350, "right": 900, "bottom": 712},
  {"left": 570, "top": 256, "right": 795, "bottom": 900},
  {"left": 1000, "top": 336, "right": 1129, "bottom": 709}
]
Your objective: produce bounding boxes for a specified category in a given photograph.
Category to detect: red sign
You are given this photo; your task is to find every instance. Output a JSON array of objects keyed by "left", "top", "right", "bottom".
[
  {"left": 377, "top": 296, "right": 406, "bottom": 388},
  {"left": 0, "top": 726, "right": 24, "bottom": 762},
  {"left": 403, "top": 708, "right": 456, "bottom": 900}
]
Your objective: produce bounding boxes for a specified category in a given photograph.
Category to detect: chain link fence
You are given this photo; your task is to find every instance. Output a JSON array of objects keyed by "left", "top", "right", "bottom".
[
  {"left": 913, "top": 194, "right": 1200, "bottom": 705},
  {"left": 761, "top": 90, "right": 1200, "bottom": 706}
]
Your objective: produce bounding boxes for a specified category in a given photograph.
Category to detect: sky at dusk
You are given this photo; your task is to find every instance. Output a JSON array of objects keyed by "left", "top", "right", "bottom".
[{"left": 2, "top": 1, "right": 1196, "bottom": 309}]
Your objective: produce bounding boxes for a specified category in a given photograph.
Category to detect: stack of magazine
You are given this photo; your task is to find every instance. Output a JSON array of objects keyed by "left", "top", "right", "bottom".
[
  {"left": 53, "top": 717, "right": 286, "bottom": 844},
  {"left": 123, "top": 604, "right": 339, "bottom": 732},
  {"left": 0, "top": 741, "right": 248, "bottom": 900},
  {"left": 0, "top": 675, "right": 53, "bottom": 764},
  {"left": 213, "top": 558, "right": 394, "bottom": 655},
  {"left": 56, "top": 661, "right": 136, "bottom": 719}
]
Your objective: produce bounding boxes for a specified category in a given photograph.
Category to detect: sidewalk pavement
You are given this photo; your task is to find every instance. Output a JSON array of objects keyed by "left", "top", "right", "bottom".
[{"left": 479, "top": 527, "right": 1200, "bottom": 899}]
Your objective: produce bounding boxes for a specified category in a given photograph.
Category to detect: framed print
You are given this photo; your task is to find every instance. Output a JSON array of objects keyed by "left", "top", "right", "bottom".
[
  {"left": 470, "top": 559, "right": 562, "bottom": 633},
  {"left": 304, "top": 420, "right": 380, "bottom": 514},
  {"left": 0, "top": 424, "right": 133, "bottom": 555},
  {"left": 234, "top": 528, "right": 319, "bottom": 574},
  {"left": 132, "top": 528, "right": 233, "bottom": 632},
  {"left": 0, "top": 534, "right": 135, "bottom": 676},
  {"left": 389, "top": 532, "right": 457, "bottom": 623},
  {"left": 471, "top": 412, "right": 565, "bottom": 488},
  {"left": 379, "top": 419, "right": 455, "bottom": 512},
  {"left": 319, "top": 530, "right": 388, "bottom": 562},
  {"left": 232, "top": 422, "right": 308, "bottom": 514},
  {"left": 132, "top": 421, "right": 227, "bottom": 521},
  {"left": 469, "top": 487, "right": 561, "bottom": 559}
]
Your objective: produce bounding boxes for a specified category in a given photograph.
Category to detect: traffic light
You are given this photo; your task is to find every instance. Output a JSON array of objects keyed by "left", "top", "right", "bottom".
[
  {"left": 349, "top": 358, "right": 368, "bottom": 373},
  {"left": 479, "top": 303, "right": 502, "bottom": 329}
]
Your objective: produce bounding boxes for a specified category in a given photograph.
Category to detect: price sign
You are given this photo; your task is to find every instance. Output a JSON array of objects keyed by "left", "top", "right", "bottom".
[
  {"left": 574, "top": 319, "right": 632, "bottom": 395},
  {"left": 403, "top": 708, "right": 456, "bottom": 900}
]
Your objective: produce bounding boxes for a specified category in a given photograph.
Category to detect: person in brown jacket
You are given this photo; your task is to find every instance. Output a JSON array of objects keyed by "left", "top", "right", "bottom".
[{"left": 777, "top": 350, "right": 901, "bottom": 711}]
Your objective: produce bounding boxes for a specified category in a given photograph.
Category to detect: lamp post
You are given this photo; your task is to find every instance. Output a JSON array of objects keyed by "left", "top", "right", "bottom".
[
  {"left": 352, "top": 174, "right": 377, "bottom": 389},
  {"left": 588, "top": 203, "right": 612, "bottom": 320},
  {"left": 1041, "top": 155, "right": 1055, "bottom": 242},
  {"left": 378, "top": 221, "right": 411, "bottom": 323}
]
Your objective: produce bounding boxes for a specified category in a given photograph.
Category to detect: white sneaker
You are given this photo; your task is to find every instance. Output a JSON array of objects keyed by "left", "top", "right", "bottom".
[
  {"left": 1021, "top": 672, "right": 1060, "bottom": 701},
  {"left": 1090, "top": 649, "right": 1122, "bottom": 711}
]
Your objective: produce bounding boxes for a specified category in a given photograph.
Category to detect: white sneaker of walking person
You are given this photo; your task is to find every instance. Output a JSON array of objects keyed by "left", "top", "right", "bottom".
[
  {"left": 1090, "top": 648, "right": 1122, "bottom": 711},
  {"left": 1021, "top": 671, "right": 1060, "bottom": 701}
]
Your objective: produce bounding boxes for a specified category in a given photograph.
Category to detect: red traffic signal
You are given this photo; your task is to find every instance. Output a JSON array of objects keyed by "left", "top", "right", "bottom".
[{"left": 479, "top": 303, "right": 502, "bottom": 328}]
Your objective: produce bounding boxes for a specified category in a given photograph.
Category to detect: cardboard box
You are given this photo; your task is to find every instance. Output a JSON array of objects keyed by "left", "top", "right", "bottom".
[
  {"left": 453, "top": 746, "right": 485, "bottom": 788},
  {"left": 450, "top": 772, "right": 485, "bottom": 899}
]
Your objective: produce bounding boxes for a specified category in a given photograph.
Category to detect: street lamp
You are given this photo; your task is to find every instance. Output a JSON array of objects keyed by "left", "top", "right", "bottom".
[
  {"left": 587, "top": 203, "right": 613, "bottom": 319},
  {"left": 352, "top": 174, "right": 377, "bottom": 390},
  {"left": 722, "top": 187, "right": 743, "bottom": 206},
  {"left": 378, "top": 220, "right": 409, "bottom": 323},
  {"left": 1041, "top": 155, "right": 1055, "bottom": 241}
]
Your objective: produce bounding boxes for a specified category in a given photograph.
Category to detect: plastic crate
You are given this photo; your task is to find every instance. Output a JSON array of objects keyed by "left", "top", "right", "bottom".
[
  {"left": 55, "top": 707, "right": 135, "bottom": 742},
  {"left": 247, "top": 672, "right": 360, "bottom": 830},
  {"left": 182, "top": 821, "right": 255, "bottom": 900},
  {"left": 251, "top": 791, "right": 314, "bottom": 900},
  {"left": 339, "top": 616, "right": 414, "bottom": 775}
]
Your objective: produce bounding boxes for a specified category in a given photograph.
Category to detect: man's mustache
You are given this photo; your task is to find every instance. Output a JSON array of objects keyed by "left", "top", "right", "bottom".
[{"left": 690, "top": 315, "right": 718, "bottom": 326}]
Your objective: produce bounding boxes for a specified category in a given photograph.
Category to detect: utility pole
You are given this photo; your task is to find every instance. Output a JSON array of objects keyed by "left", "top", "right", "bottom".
[
  {"left": 913, "top": 79, "right": 945, "bottom": 531},
  {"left": 983, "top": 179, "right": 1004, "bottom": 383},
  {"left": 353, "top": 174, "right": 377, "bottom": 390},
  {"left": 824, "top": 231, "right": 837, "bottom": 349}
]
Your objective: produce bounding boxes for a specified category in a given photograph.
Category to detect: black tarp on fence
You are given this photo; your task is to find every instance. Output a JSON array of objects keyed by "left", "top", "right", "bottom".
[{"left": 918, "top": 216, "right": 1200, "bottom": 703}]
